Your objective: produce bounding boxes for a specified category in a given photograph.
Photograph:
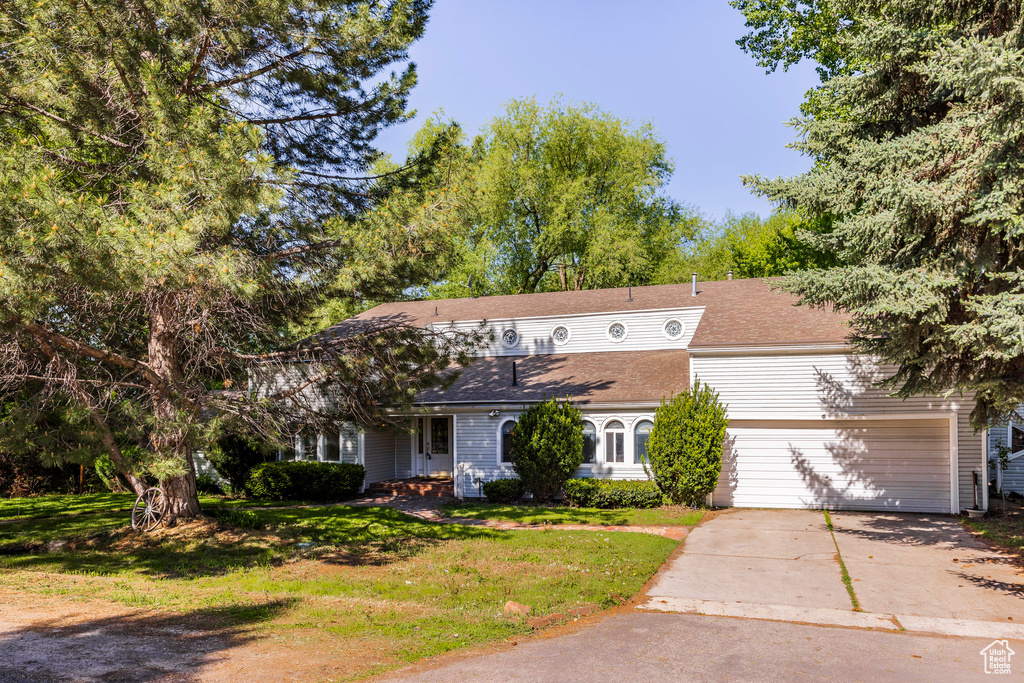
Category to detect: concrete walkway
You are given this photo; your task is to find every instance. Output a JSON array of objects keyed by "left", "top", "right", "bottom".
[{"left": 642, "top": 508, "right": 1024, "bottom": 639}]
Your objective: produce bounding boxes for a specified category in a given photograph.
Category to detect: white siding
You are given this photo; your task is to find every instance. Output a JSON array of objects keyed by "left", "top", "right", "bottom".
[
  {"left": 712, "top": 419, "right": 951, "bottom": 512},
  {"left": 439, "top": 307, "right": 704, "bottom": 357},
  {"left": 395, "top": 431, "right": 412, "bottom": 479},
  {"left": 988, "top": 418, "right": 1024, "bottom": 495},
  {"left": 364, "top": 431, "right": 396, "bottom": 484},
  {"left": 692, "top": 351, "right": 982, "bottom": 511},
  {"left": 453, "top": 408, "right": 659, "bottom": 498}
]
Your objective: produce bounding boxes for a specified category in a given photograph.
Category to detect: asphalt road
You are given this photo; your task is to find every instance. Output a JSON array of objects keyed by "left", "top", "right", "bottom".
[{"left": 379, "top": 611, "right": 1013, "bottom": 682}]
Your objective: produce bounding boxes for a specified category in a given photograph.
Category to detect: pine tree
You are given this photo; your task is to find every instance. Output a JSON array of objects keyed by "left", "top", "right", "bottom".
[
  {"left": 734, "top": 1, "right": 1024, "bottom": 427},
  {"left": 0, "top": 0, "right": 479, "bottom": 518}
]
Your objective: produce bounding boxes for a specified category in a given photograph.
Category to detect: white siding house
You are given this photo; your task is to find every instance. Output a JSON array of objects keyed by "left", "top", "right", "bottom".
[{"left": 295, "top": 278, "right": 986, "bottom": 513}]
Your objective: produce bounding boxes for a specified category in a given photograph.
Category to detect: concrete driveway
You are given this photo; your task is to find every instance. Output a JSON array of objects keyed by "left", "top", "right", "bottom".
[{"left": 643, "top": 508, "right": 1024, "bottom": 638}]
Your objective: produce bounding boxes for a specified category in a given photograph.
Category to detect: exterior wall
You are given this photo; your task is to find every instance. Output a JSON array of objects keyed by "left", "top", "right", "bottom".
[
  {"left": 691, "top": 351, "right": 983, "bottom": 511},
  {"left": 192, "top": 451, "right": 226, "bottom": 484},
  {"left": 395, "top": 431, "right": 412, "bottom": 479},
  {"left": 453, "top": 408, "right": 658, "bottom": 498},
  {"left": 363, "top": 430, "right": 397, "bottom": 484},
  {"left": 988, "top": 418, "right": 1024, "bottom": 495},
  {"left": 440, "top": 307, "right": 704, "bottom": 357}
]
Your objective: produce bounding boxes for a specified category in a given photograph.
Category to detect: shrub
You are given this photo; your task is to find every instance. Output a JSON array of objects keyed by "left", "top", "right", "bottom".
[
  {"left": 482, "top": 477, "right": 525, "bottom": 503},
  {"left": 245, "top": 461, "right": 365, "bottom": 501},
  {"left": 204, "top": 506, "right": 264, "bottom": 530},
  {"left": 206, "top": 433, "right": 273, "bottom": 493},
  {"left": 194, "top": 473, "right": 223, "bottom": 495},
  {"left": 646, "top": 380, "right": 728, "bottom": 507},
  {"left": 563, "top": 478, "right": 662, "bottom": 509},
  {"left": 510, "top": 398, "right": 584, "bottom": 503}
]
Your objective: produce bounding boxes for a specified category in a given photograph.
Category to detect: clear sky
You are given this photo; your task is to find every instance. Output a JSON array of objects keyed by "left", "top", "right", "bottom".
[{"left": 373, "top": 0, "right": 821, "bottom": 222}]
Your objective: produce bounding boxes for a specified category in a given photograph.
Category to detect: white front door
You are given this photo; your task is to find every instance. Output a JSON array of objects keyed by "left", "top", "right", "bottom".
[{"left": 425, "top": 416, "right": 453, "bottom": 477}]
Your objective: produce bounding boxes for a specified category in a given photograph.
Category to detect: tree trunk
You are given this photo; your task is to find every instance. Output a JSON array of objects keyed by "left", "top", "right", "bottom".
[{"left": 148, "top": 295, "right": 202, "bottom": 520}]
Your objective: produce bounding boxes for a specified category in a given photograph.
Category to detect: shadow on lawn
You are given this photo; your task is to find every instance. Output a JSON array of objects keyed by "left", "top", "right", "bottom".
[{"left": 0, "top": 600, "right": 293, "bottom": 682}]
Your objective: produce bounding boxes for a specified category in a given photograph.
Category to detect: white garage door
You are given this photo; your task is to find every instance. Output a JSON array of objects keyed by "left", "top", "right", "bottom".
[{"left": 713, "top": 419, "right": 951, "bottom": 513}]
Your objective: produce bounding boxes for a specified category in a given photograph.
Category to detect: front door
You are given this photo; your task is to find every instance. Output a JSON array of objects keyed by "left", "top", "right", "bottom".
[{"left": 425, "top": 416, "right": 453, "bottom": 477}]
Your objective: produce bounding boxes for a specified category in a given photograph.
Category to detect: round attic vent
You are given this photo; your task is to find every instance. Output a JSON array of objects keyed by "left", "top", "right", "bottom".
[
  {"left": 551, "top": 324, "right": 571, "bottom": 346},
  {"left": 501, "top": 328, "right": 520, "bottom": 349},
  {"left": 663, "top": 318, "right": 685, "bottom": 340},
  {"left": 606, "top": 321, "right": 628, "bottom": 343}
]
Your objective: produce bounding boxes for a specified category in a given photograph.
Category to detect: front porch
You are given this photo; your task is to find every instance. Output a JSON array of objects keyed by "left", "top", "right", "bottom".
[{"left": 366, "top": 476, "right": 454, "bottom": 498}]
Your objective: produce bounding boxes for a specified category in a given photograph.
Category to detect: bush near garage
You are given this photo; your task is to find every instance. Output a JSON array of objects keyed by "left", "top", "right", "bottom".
[
  {"left": 646, "top": 380, "right": 728, "bottom": 507},
  {"left": 246, "top": 461, "right": 365, "bottom": 501},
  {"left": 562, "top": 478, "right": 662, "bottom": 509}
]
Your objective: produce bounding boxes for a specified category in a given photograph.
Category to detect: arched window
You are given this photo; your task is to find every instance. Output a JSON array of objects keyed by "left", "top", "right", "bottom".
[
  {"left": 634, "top": 420, "right": 654, "bottom": 465},
  {"left": 605, "top": 420, "right": 625, "bottom": 463},
  {"left": 582, "top": 421, "right": 597, "bottom": 464},
  {"left": 500, "top": 420, "right": 516, "bottom": 463}
]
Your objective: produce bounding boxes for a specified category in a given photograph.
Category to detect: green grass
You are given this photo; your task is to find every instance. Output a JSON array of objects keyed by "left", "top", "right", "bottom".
[
  {"left": 823, "top": 509, "right": 861, "bottom": 611},
  {"left": 439, "top": 502, "right": 704, "bottom": 527},
  {"left": 0, "top": 495, "right": 678, "bottom": 679},
  {"left": 963, "top": 504, "right": 1024, "bottom": 554}
]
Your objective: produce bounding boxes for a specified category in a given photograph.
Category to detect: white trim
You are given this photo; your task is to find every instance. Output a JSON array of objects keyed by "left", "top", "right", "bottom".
[
  {"left": 550, "top": 323, "right": 572, "bottom": 346},
  {"left": 982, "top": 427, "right": 989, "bottom": 512},
  {"left": 429, "top": 305, "right": 706, "bottom": 328},
  {"left": 605, "top": 321, "right": 629, "bottom": 343},
  {"left": 357, "top": 430, "right": 366, "bottom": 493},
  {"left": 663, "top": 318, "right": 686, "bottom": 341},
  {"left": 496, "top": 417, "right": 517, "bottom": 465},
  {"left": 452, "top": 413, "right": 459, "bottom": 495},
  {"left": 950, "top": 413, "right": 959, "bottom": 514},
  {"left": 687, "top": 342, "right": 852, "bottom": 356}
]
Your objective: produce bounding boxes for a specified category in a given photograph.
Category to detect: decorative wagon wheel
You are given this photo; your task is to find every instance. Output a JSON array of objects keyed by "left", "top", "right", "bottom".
[{"left": 131, "top": 487, "right": 166, "bottom": 532}]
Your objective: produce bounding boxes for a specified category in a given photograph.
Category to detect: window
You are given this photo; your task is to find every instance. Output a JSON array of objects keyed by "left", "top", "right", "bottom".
[
  {"left": 663, "top": 318, "right": 685, "bottom": 340},
  {"left": 1013, "top": 425, "right": 1024, "bottom": 454},
  {"left": 604, "top": 420, "right": 625, "bottom": 463},
  {"left": 606, "top": 321, "right": 628, "bottom": 343},
  {"left": 501, "top": 328, "right": 520, "bottom": 349},
  {"left": 417, "top": 417, "right": 424, "bottom": 454},
  {"left": 634, "top": 420, "right": 654, "bottom": 465},
  {"left": 500, "top": 420, "right": 516, "bottom": 463},
  {"left": 322, "top": 431, "right": 340, "bottom": 462},
  {"left": 301, "top": 433, "right": 318, "bottom": 461},
  {"left": 582, "top": 421, "right": 597, "bottom": 463},
  {"left": 551, "top": 324, "right": 571, "bottom": 346}
]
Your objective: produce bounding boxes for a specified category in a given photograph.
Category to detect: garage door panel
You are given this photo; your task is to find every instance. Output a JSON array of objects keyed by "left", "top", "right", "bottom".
[{"left": 714, "top": 419, "right": 951, "bottom": 513}]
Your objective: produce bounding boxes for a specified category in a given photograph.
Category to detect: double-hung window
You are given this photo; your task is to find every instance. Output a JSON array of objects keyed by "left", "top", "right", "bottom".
[
  {"left": 500, "top": 420, "right": 516, "bottom": 464},
  {"left": 634, "top": 420, "right": 654, "bottom": 465},
  {"left": 582, "top": 421, "right": 597, "bottom": 464}
]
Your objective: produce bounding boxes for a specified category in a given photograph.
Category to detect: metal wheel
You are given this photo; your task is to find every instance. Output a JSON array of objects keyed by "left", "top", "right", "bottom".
[{"left": 131, "top": 487, "right": 166, "bottom": 532}]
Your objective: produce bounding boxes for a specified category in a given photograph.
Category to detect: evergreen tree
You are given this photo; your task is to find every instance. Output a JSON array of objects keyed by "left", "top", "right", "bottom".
[
  {"left": 0, "top": 0, "right": 480, "bottom": 518},
  {"left": 734, "top": 1, "right": 1024, "bottom": 426}
]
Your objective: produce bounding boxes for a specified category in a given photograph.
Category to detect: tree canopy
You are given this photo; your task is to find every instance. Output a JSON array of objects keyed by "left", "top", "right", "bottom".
[
  {"left": 0, "top": 0, "right": 481, "bottom": 517},
  {"left": 414, "top": 98, "right": 703, "bottom": 297},
  {"left": 734, "top": 0, "right": 1024, "bottom": 426}
]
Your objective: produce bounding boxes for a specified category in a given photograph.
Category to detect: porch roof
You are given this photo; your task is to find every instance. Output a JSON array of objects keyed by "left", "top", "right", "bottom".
[{"left": 415, "top": 349, "right": 690, "bottom": 405}]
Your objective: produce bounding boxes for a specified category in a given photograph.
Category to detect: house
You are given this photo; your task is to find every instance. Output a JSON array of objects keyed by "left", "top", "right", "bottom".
[
  {"left": 270, "top": 277, "right": 988, "bottom": 513},
  {"left": 987, "top": 409, "right": 1024, "bottom": 496}
]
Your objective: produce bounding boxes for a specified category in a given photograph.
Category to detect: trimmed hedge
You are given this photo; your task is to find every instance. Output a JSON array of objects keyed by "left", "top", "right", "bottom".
[
  {"left": 563, "top": 478, "right": 662, "bottom": 509},
  {"left": 482, "top": 477, "right": 525, "bottom": 503},
  {"left": 245, "top": 461, "right": 365, "bottom": 501}
]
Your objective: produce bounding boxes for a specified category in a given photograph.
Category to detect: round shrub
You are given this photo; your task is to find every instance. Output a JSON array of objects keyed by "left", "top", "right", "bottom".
[
  {"left": 246, "top": 461, "right": 365, "bottom": 501},
  {"left": 563, "top": 478, "right": 661, "bottom": 509},
  {"left": 510, "top": 398, "right": 584, "bottom": 503},
  {"left": 646, "top": 381, "right": 728, "bottom": 507},
  {"left": 482, "top": 477, "right": 525, "bottom": 503}
]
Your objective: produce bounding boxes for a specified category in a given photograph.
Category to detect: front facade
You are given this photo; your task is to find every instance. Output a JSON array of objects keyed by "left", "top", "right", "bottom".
[{"left": 298, "top": 278, "right": 987, "bottom": 513}]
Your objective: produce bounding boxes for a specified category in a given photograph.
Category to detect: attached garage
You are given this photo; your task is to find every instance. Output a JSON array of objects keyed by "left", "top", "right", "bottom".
[{"left": 712, "top": 418, "right": 953, "bottom": 513}]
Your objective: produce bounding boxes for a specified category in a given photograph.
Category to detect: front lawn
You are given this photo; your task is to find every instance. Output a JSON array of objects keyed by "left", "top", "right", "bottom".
[
  {"left": 439, "top": 501, "right": 704, "bottom": 527},
  {"left": 0, "top": 495, "right": 678, "bottom": 680}
]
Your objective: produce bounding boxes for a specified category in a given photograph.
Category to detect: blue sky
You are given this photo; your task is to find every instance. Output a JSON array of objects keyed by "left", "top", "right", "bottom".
[{"left": 373, "top": 0, "right": 821, "bottom": 222}]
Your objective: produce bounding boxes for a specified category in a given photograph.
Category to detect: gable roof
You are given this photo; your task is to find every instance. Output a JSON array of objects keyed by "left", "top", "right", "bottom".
[
  {"left": 327, "top": 278, "right": 851, "bottom": 348},
  {"left": 416, "top": 349, "right": 691, "bottom": 405}
]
